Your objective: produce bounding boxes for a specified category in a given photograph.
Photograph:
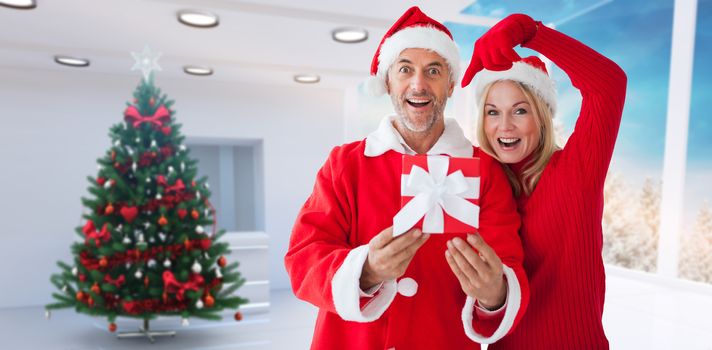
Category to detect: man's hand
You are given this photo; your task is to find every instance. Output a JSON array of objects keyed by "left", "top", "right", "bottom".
[
  {"left": 445, "top": 234, "right": 507, "bottom": 310},
  {"left": 360, "top": 226, "right": 430, "bottom": 290}
]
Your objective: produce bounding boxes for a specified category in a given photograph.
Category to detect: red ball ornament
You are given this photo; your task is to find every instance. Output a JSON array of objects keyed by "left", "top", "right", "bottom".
[
  {"left": 218, "top": 256, "right": 227, "bottom": 267},
  {"left": 191, "top": 209, "right": 200, "bottom": 219},
  {"left": 234, "top": 311, "right": 243, "bottom": 321},
  {"left": 161, "top": 126, "right": 172, "bottom": 136},
  {"left": 79, "top": 274, "right": 87, "bottom": 282},
  {"left": 96, "top": 177, "right": 106, "bottom": 186},
  {"left": 205, "top": 294, "right": 215, "bottom": 307},
  {"left": 184, "top": 239, "right": 192, "bottom": 251},
  {"left": 99, "top": 257, "right": 108, "bottom": 268},
  {"left": 104, "top": 204, "right": 114, "bottom": 215},
  {"left": 91, "top": 283, "right": 101, "bottom": 294},
  {"left": 109, "top": 323, "right": 117, "bottom": 332},
  {"left": 87, "top": 297, "right": 95, "bottom": 307},
  {"left": 114, "top": 162, "right": 121, "bottom": 169},
  {"left": 177, "top": 208, "right": 188, "bottom": 220},
  {"left": 76, "top": 291, "right": 85, "bottom": 301},
  {"left": 158, "top": 216, "right": 168, "bottom": 226}
]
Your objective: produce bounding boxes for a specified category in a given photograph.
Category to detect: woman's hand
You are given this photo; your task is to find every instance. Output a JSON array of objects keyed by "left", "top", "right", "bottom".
[
  {"left": 445, "top": 234, "right": 507, "bottom": 310},
  {"left": 461, "top": 13, "right": 538, "bottom": 87}
]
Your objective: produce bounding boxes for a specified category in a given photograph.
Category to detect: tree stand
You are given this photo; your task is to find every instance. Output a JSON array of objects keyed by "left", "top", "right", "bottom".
[{"left": 117, "top": 318, "right": 176, "bottom": 343}]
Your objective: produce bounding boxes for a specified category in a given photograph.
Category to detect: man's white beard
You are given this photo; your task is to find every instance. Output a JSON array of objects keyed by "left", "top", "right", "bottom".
[{"left": 391, "top": 91, "right": 446, "bottom": 133}]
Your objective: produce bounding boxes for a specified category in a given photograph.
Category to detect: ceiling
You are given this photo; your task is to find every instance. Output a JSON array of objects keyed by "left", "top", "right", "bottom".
[{"left": 0, "top": 0, "right": 501, "bottom": 89}]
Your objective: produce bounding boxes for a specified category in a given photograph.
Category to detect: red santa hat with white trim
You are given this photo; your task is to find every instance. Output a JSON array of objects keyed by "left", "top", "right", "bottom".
[
  {"left": 470, "top": 56, "right": 557, "bottom": 115},
  {"left": 365, "top": 6, "right": 461, "bottom": 96}
]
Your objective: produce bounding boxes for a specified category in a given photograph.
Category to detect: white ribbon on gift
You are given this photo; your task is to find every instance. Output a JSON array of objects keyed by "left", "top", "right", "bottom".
[{"left": 393, "top": 156, "right": 480, "bottom": 237}]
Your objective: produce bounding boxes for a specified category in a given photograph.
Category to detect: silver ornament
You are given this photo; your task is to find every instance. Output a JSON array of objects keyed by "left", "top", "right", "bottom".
[
  {"left": 191, "top": 261, "right": 202, "bottom": 273},
  {"left": 164, "top": 259, "right": 172, "bottom": 268},
  {"left": 134, "top": 270, "right": 143, "bottom": 279},
  {"left": 215, "top": 269, "right": 223, "bottom": 278},
  {"left": 179, "top": 145, "right": 187, "bottom": 152},
  {"left": 195, "top": 300, "right": 204, "bottom": 309},
  {"left": 71, "top": 267, "right": 78, "bottom": 276},
  {"left": 196, "top": 226, "right": 204, "bottom": 234}
]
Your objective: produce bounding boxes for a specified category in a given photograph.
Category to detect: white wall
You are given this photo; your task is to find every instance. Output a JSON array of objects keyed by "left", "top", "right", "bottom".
[{"left": 0, "top": 68, "right": 344, "bottom": 308}]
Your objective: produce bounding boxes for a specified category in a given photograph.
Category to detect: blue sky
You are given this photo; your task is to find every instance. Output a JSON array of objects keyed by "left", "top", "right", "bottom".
[{"left": 445, "top": 0, "right": 711, "bottom": 225}]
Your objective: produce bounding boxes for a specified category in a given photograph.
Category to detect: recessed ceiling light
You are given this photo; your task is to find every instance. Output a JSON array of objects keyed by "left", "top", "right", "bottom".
[
  {"left": 184, "top": 66, "right": 213, "bottom": 76},
  {"left": 294, "top": 74, "right": 320, "bottom": 84},
  {"left": 54, "top": 55, "right": 90, "bottom": 68},
  {"left": 177, "top": 10, "right": 219, "bottom": 28},
  {"left": 0, "top": 0, "right": 36, "bottom": 9},
  {"left": 332, "top": 27, "right": 368, "bottom": 43}
]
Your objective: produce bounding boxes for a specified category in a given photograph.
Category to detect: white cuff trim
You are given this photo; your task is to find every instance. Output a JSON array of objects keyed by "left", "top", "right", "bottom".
[
  {"left": 331, "top": 244, "right": 397, "bottom": 322},
  {"left": 461, "top": 265, "right": 522, "bottom": 344}
]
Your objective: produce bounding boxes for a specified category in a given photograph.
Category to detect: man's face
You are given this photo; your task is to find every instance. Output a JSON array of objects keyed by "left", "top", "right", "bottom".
[{"left": 386, "top": 48, "right": 454, "bottom": 133}]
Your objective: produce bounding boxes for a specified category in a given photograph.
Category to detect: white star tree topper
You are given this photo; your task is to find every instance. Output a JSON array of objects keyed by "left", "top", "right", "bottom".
[{"left": 131, "top": 45, "right": 162, "bottom": 81}]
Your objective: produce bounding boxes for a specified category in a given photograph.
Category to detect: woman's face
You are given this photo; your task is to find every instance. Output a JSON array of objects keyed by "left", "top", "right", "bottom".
[{"left": 482, "top": 80, "right": 541, "bottom": 164}]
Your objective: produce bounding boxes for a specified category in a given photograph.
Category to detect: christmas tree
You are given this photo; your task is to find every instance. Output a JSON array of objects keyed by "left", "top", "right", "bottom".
[{"left": 46, "top": 74, "right": 247, "bottom": 336}]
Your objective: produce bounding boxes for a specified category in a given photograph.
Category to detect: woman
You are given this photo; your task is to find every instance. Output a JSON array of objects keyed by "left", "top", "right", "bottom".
[{"left": 460, "top": 14, "right": 627, "bottom": 349}]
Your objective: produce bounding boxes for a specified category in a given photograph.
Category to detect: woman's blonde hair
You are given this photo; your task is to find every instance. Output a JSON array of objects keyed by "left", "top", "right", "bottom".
[{"left": 476, "top": 81, "right": 559, "bottom": 197}]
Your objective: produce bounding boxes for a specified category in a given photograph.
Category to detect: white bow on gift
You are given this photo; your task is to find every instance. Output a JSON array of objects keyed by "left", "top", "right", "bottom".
[{"left": 393, "top": 156, "right": 480, "bottom": 237}]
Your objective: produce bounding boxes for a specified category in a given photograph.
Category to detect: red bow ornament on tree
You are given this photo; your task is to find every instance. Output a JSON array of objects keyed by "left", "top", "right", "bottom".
[
  {"left": 104, "top": 274, "right": 126, "bottom": 288},
  {"left": 82, "top": 220, "right": 111, "bottom": 247},
  {"left": 123, "top": 105, "right": 171, "bottom": 129},
  {"left": 162, "top": 271, "right": 204, "bottom": 302},
  {"left": 157, "top": 175, "right": 185, "bottom": 193}
]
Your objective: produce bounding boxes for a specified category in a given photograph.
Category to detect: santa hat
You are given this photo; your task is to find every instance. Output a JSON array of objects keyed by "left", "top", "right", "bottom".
[
  {"left": 472, "top": 56, "right": 557, "bottom": 115},
  {"left": 365, "top": 6, "right": 460, "bottom": 96}
]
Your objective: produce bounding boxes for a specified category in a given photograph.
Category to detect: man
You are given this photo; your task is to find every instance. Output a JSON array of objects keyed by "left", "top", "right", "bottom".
[{"left": 285, "top": 7, "right": 529, "bottom": 349}]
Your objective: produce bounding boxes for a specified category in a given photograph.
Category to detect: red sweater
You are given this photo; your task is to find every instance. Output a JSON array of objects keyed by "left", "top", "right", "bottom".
[
  {"left": 285, "top": 138, "right": 529, "bottom": 349},
  {"left": 490, "top": 24, "right": 627, "bottom": 349}
]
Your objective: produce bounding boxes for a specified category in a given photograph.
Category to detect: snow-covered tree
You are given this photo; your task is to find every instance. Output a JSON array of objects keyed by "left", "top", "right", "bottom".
[
  {"left": 602, "top": 173, "right": 658, "bottom": 271},
  {"left": 679, "top": 200, "right": 712, "bottom": 283}
]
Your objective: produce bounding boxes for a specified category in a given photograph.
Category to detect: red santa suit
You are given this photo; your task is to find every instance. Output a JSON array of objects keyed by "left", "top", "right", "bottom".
[{"left": 285, "top": 116, "right": 530, "bottom": 349}]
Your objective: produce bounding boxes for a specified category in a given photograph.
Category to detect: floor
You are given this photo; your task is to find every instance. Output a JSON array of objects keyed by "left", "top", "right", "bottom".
[{"left": 3, "top": 266, "right": 712, "bottom": 350}]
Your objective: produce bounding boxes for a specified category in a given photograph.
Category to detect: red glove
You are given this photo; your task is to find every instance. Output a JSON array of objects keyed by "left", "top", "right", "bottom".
[{"left": 461, "top": 14, "right": 538, "bottom": 87}]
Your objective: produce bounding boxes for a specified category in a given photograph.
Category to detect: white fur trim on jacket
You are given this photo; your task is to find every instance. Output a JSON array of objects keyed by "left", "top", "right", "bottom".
[
  {"left": 366, "top": 25, "right": 461, "bottom": 96},
  {"left": 461, "top": 265, "right": 521, "bottom": 344},
  {"left": 474, "top": 61, "right": 557, "bottom": 115},
  {"left": 364, "top": 115, "right": 474, "bottom": 158},
  {"left": 331, "top": 244, "right": 398, "bottom": 322}
]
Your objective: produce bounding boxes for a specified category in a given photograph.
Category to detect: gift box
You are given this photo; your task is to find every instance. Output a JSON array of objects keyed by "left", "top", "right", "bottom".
[{"left": 392, "top": 155, "right": 480, "bottom": 237}]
